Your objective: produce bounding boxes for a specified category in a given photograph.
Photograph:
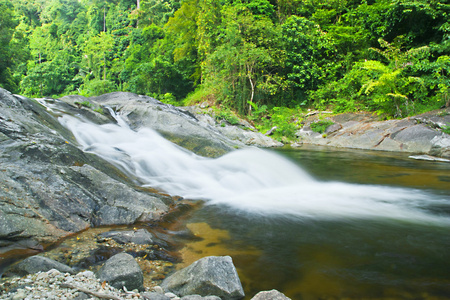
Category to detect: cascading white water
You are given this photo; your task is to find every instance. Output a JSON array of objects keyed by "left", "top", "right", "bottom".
[{"left": 59, "top": 113, "right": 449, "bottom": 224}]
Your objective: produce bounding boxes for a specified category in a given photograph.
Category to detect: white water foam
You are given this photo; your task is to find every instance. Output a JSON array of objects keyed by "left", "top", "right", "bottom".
[{"left": 60, "top": 114, "right": 449, "bottom": 224}]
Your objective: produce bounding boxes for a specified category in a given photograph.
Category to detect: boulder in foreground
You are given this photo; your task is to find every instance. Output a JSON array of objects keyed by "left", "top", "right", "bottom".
[
  {"left": 97, "top": 252, "right": 144, "bottom": 291},
  {"left": 161, "top": 256, "right": 245, "bottom": 300}
]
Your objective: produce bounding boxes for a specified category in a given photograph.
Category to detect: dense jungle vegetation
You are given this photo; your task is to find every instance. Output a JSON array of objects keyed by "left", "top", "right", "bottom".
[{"left": 1, "top": 0, "right": 449, "bottom": 138}]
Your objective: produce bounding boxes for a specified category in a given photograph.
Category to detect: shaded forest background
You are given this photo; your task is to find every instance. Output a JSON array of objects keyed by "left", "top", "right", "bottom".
[{"left": 1, "top": 0, "right": 449, "bottom": 134}]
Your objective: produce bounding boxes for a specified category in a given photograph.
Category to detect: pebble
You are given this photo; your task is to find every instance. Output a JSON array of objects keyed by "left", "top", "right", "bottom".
[
  {"left": 0, "top": 269, "right": 138, "bottom": 299},
  {"left": 153, "top": 286, "right": 165, "bottom": 294},
  {"left": 0, "top": 269, "right": 230, "bottom": 300},
  {"left": 166, "top": 292, "right": 178, "bottom": 298}
]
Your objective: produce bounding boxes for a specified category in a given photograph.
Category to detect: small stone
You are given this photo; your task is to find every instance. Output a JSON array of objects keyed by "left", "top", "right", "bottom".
[
  {"left": 73, "top": 292, "right": 90, "bottom": 300},
  {"left": 250, "top": 290, "right": 291, "bottom": 300},
  {"left": 165, "top": 292, "right": 178, "bottom": 298},
  {"left": 11, "top": 289, "right": 27, "bottom": 300},
  {"left": 153, "top": 286, "right": 165, "bottom": 294},
  {"left": 142, "top": 292, "right": 172, "bottom": 300}
]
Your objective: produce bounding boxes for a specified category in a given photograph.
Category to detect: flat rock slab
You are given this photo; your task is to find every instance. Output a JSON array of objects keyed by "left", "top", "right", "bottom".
[
  {"left": 161, "top": 256, "right": 245, "bottom": 300},
  {"left": 297, "top": 111, "right": 450, "bottom": 158}
]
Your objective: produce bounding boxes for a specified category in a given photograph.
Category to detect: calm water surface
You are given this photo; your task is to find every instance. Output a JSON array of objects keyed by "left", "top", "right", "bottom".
[{"left": 175, "top": 146, "right": 450, "bottom": 300}]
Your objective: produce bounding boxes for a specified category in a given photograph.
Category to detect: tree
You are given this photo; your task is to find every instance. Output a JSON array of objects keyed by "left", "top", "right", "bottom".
[
  {"left": 0, "top": 0, "right": 21, "bottom": 92},
  {"left": 21, "top": 51, "right": 76, "bottom": 96},
  {"left": 203, "top": 4, "right": 279, "bottom": 114},
  {"left": 279, "top": 15, "right": 334, "bottom": 106},
  {"left": 82, "top": 31, "right": 114, "bottom": 80}
]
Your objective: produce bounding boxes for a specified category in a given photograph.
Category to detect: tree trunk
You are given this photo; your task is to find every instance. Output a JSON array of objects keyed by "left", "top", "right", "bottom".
[
  {"left": 137, "top": 0, "right": 140, "bottom": 9},
  {"left": 248, "top": 74, "right": 254, "bottom": 114}
]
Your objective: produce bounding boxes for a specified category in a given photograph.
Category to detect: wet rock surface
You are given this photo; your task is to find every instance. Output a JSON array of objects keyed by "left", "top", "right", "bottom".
[
  {"left": 99, "top": 229, "right": 155, "bottom": 245},
  {"left": 60, "top": 93, "right": 241, "bottom": 157},
  {"left": 0, "top": 88, "right": 172, "bottom": 255}
]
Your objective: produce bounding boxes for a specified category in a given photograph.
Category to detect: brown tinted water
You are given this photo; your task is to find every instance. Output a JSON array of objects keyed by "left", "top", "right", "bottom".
[{"left": 173, "top": 146, "right": 450, "bottom": 300}]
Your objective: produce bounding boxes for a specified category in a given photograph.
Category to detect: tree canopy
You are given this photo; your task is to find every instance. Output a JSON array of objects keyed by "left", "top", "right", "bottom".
[{"left": 1, "top": 0, "right": 449, "bottom": 118}]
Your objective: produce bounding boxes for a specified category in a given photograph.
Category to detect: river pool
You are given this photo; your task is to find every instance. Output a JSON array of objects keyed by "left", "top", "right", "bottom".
[{"left": 172, "top": 145, "right": 450, "bottom": 300}]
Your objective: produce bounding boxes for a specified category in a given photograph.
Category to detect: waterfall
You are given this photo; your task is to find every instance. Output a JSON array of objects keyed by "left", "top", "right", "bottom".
[{"left": 59, "top": 114, "right": 449, "bottom": 224}]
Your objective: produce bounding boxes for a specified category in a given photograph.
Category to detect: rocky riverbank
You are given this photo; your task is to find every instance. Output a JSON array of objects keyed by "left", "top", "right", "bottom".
[
  {"left": 1, "top": 252, "right": 291, "bottom": 300},
  {"left": 295, "top": 109, "right": 450, "bottom": 159}
]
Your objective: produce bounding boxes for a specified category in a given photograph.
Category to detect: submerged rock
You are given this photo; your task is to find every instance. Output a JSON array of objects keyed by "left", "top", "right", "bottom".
[
  {"left": 99, "top": 229, "right": 154, "bottom": 245},
  {"left": 408, "top": 154, "right": 450, "bottom": 162},
  {"left": 97, "top": 252, "right": 144, "bottom": 291},
  {"left": 161, "top": 256, "right": 245, "bottom": 300}
]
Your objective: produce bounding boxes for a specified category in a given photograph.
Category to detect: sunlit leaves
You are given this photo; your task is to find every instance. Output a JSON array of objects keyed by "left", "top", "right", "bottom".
[{"left": 82, "top": 32, "right": 114, "bottom": 80}]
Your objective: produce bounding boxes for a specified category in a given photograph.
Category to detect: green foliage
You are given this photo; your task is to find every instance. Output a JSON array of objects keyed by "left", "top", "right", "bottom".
[
  {"left": 248, "top": 101, "right": 268, "bottom": 122},
  {"left": 0, "top": 0, "right": 28, "bottom": 92},
  {"left": 252, "top": 106, "right": 300, "bottom": 142},
  {"left": 202, "top": 3, "right": 280, "bottom": 114},
  {"left": 310, "top": 120, "right": 334, "bottom": 133},
  {"left": 442, "top": 124, "right": 450, "bottom": 135},
  {"left": 75, "top": 100, "right": 93, "bottom": 108},
  {"left": 183, "top": 85, "right": 219, "bottom": 106},
  {"left": 279, "top": 15, "right": 333, "bottom": 106},
  {"left": 214, "top": 108, "right": 240, "bottom": 126},
  {"left": 78, "top": 79, "right": 117, "bottom": 97},
  {"left": 4, "top": 0, "right": 450, "bottom": 134},
  {"left": 269, "top": 107, "right": 299, "bottom": 141}
]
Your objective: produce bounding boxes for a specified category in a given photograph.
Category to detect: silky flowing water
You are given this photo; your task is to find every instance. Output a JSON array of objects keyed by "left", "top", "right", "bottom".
[
  {"left": 178, "top": 147, "right": 450, "bottom": 300},
  {"left": 56, "top": 112, "right": 450, "bottom": 300}
]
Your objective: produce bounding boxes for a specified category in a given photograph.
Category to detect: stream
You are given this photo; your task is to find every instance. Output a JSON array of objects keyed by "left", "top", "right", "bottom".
[
  {"left": 57, "top": 112, "right": 450, "bottom": 299},
  {"left": 178, "top": 146, "right": 450, "bottom": 299}
]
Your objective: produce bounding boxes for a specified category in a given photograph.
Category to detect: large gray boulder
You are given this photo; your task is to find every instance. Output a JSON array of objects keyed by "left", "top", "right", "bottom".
[
  {"left": 97, "top": 252, "right": 144, "bottom": 291},
  {"left": 0, "top": 88, "right": 172, "bottom": 253},
  {"left": 250, "top": 290, "right": 291, "bottom": 300},
  {"left": 9, "top": 255, "right": 74, "bottom": 276},
  {"left": 161, "top": 256, "right": 245, "bottom": 300}
]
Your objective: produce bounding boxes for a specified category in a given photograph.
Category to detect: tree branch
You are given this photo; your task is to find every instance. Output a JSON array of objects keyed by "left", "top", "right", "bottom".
[{"left": 60, "top": 283, "right": 123, "bottom": 300}]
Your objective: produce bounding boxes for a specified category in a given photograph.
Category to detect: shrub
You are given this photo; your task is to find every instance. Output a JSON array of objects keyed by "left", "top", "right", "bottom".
[
  {"left": 310, "top": 120, "right": 334, "bottom": 133},
  {"left": 443, "top": 124, "right": 450, "bottom": 135},
  {"left": 215, "top": 109, "right": 240, "bottom": 125}
]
